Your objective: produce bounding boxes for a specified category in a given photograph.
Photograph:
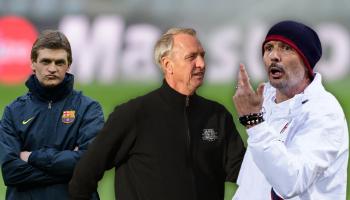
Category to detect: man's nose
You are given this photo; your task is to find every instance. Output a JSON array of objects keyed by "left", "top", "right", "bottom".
[
  {"left": 268, "top": 49, "right": 281, "bottom": 62},
  {"left": 196, "top": 56, "right": 205, "bottom": 69},
  {"left": 47, "top": 63, "right": 57, "bottom": 72}
]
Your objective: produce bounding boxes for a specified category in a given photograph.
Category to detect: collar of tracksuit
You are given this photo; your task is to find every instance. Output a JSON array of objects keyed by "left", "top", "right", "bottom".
[
  {"left": 159, "top": 79, "right": 199, "bottom": 111},
  {"left": 25, "top": 73, "right": 74, "bottom": 102}
]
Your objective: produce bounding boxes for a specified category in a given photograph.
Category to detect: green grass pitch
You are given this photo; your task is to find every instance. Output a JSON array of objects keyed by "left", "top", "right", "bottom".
[{"left": 0, "top": 78, "right": 350, "bottom": 199}]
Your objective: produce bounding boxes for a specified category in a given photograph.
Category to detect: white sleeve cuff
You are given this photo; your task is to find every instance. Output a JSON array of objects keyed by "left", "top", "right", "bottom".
[{"left": 247, "top": 122, "right": 280, "bottom": 145}]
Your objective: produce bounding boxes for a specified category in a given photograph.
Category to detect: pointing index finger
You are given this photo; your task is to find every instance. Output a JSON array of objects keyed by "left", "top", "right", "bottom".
[{"left": 238, "top": 63, "right": 251, "bottom": 89}]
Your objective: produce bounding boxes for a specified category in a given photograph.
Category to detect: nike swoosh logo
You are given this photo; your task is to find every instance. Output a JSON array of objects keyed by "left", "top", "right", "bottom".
[{"left": 22, "top": 117, "right": 34, "bottom": 125}]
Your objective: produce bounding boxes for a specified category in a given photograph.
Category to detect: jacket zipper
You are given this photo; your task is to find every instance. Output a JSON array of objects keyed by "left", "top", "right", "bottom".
[
  {"left": 185, "top": 96, "right": 190, "bottom": 152},
  {"left": 184, "top": 96, "right": 196, "bottom": 199},
  {"left": 48, "top": 101, "right": 52, "bottom": 109}
]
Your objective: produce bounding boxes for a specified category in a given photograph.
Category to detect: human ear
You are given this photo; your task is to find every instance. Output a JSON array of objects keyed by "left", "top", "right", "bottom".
[
  {"left": 31, "top": 63, "right": 36, "bottom": 73},
  {"left": 161, "top": 57, "right": 173, "bottom": 75}
]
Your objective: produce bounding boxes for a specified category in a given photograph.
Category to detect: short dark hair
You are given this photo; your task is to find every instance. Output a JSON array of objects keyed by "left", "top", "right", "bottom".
[{"left": 31, "top": 30, "right": 72, "bottom": 65}]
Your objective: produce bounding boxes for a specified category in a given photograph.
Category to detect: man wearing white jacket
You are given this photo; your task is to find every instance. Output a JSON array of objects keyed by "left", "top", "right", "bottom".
[{"left": 232, "top": 20, "right": 348, "bottom": 200}]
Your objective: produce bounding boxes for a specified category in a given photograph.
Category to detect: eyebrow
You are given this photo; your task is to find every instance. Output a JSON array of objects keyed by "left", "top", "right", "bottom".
[
  {"left": 39, "top": 58, "right": 67, "bottom": 64},
  {"left": 184, "top": 51, "right": 206, "bottom": 58},
  {"left": 55, "top": 59, "right": 67, "bottom": 63},
  {"left": 263, "top": 43, "right": 273, "bottom": 48},
  {"left": 184, "top": 52, "right": 196, "bottom": 59}
]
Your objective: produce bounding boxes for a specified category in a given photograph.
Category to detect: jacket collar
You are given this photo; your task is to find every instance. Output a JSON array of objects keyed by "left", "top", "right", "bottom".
[
  {"left": 159, "top": 80, "right": 199, "bottom": 110},
  {"left": 264, "top": 73, "right": 325, "bottom": 116},
  {"left": 302, "top": 73, "right": 324, "bottom": 97},
  {"left": 25, "top": 73, "right": 74, "bottom": 102}
]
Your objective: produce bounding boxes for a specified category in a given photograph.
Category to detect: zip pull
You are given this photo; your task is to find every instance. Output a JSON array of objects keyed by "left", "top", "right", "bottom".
[
  {"left": 185, "top": 96, "right": 189, "bottom": 107},
  {"left": 48, "top": 101, "right": 52, "bottom": 109}
]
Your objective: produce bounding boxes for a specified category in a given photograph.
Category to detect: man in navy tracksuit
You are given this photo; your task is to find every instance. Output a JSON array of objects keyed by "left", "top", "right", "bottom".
[
  {"left": 0, "top": 30, "right": 104, "bottom": 200},
  {"left": 69, "top": 28, "right": 245, "bottom": 200}
]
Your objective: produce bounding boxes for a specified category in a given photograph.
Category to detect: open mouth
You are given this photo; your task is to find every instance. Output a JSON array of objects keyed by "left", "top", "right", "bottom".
[{"left": 269, "top": 65, "right": 284, "bottom": 78}]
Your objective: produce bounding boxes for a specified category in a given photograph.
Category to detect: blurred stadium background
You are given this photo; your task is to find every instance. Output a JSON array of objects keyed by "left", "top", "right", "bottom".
[{"left": 1, "top": 0, "right": 350, "bottom": 199}]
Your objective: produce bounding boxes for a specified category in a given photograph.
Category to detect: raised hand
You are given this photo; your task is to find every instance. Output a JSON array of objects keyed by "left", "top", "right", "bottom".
[{"left": 233, "top": 64, "right": 264, "bottom": 116}]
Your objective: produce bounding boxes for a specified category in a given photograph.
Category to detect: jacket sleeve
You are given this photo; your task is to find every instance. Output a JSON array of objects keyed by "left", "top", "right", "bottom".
[
  {"left": 27, "top": 101, "right": 104, "bottom": 177},
  {"left": 69, "top": 101, "right": 138, "bottom": 200},
  {"left": 223, "top": 110, "right": 246, "bottom": 182},
  {"left": 0, "top": 107, "right": 68, "bottom": 187},
  {"left": 247, "top": 111, "right": 346, "bottom": 199}
]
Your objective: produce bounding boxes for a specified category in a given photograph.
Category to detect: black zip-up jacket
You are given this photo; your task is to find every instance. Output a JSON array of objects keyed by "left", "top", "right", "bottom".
[{"left": 69, "top": 81, "right": 245, "bottom": 200}]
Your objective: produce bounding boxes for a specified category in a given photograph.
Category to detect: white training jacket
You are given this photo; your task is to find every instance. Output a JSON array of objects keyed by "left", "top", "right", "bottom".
[{"left": 233, "top": 73, "right": 348, "bottom": 200}]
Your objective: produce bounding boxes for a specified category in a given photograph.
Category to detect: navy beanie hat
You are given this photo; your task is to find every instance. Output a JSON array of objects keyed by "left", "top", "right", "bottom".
[{"left": 262, "top": 20, "right": 322, "bottom": 77}]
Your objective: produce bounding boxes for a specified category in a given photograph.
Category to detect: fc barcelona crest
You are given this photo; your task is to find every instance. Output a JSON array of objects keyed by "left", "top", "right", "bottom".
[{"left": 62, "top": 110, "right": 75, "bottom": 124}]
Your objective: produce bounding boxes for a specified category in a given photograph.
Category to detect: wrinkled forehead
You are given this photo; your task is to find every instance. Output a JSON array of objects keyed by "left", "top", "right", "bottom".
[{"left": 172, "top": 34, "right": 204, "bottom": 53}]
